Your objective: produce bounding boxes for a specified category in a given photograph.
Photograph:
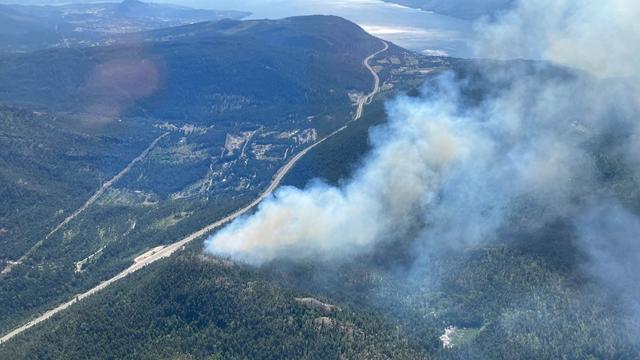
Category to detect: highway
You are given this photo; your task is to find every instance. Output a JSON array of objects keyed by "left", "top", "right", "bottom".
[{"left": 0, "top": 40, "right": 389, "bottom": 345}]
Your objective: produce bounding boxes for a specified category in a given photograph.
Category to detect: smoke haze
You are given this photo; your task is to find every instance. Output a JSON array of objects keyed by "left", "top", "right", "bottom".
[
  {"left": 476, "top": 0, "right": 640, "bottom": 78},
  {"left": 207, "top": 88, "right": 473, "bottom": 264},
  {"left": 205, "top": 0, "right": 640, "bottom": 329}
]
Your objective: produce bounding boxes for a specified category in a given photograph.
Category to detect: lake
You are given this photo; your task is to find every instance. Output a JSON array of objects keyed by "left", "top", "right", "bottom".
[{"left": 160, "top": 0, "right": 475, "bottom": 58}]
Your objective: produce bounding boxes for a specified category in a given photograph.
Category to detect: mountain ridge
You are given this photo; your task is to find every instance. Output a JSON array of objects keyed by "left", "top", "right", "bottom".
[
  {"left": 0, "top": 15, "right": 441, "bottom": 347},
  {"left": 0, "top": 15, "right": 387, "bottom": 122},
  {"left": 382, "top": 0, "right": 514, "bottom": 20},
  {"left": 0, "top": 0, "right": 250, "bottom": 52}
]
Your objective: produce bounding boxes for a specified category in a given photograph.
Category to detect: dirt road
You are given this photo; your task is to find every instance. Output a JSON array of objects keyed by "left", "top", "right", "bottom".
[{"left": 1, "top": 132, "right": 170, "bottom": 276}]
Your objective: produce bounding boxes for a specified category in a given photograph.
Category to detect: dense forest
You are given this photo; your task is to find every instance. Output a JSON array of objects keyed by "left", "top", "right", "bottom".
[
  {"left": 3, "top": 63, "right": 640, "bottom": 358},
  {"left": 0, "top": 15, "right": 406, "bottom": 337},
  {"left": 1, "top": 5, "right": 639, "bottom": 359},
  {"left": 0, "top": 252, "right": 423, "bottom": 360}
]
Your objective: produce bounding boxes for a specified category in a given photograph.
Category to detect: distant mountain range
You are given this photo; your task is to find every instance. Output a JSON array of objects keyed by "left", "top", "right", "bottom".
[
  {"left": 383, "top": 0, "right": 514, "bottom": 20},
  {"left": 0, "top": 0, "right": 249, "bottom": 52},
  {"left": 0, "top": 15, "right": 390, "bottom": 120}
]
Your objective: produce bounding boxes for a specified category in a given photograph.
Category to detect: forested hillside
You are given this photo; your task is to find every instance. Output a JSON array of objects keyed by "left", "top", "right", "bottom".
[
  {"left": 0, "top": 252, "right": 422, "bottom": 360},
  {"left": 0, "top": 0, "right": 249, "bottom": 52},
  {"left": 0, "top": 15, "right": 381, "bottom": 123},
  {"left": 3, "top": 60, "right": 639, "bottom": 359},
  {"left": 2, "top": 0, "right": 637, "bottom": 356},
  {"left": 0, "top": 106, "right": 158, "bottom": 259},
  {"left": 0, "top": 14, "right": 444, "bottom": 345}
]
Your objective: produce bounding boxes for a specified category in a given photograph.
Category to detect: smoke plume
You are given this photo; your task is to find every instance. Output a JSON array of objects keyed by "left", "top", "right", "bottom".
[
  {"left": 206, "top": 92, "right": 471, "bottom": 264},
  {"left": 205, "top": 0, "right": 640, "bottom": 308},
  {"left": 475, "top": 0, "right": 640, "bottom": 78}
]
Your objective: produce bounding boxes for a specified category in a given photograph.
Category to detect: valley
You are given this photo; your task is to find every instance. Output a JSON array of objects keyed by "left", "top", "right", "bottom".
[
  {"left": 0, "top": 14, "right": 444, "bottom": 348},
  {"left": 0, "top": 41, "right": 388, "bottom": 345},
  {"left": 2, "top": 1, "right": 639, "bottom": 359}
]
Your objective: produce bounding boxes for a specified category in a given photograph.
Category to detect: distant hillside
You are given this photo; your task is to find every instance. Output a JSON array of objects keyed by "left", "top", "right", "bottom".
[
  {"left": 0, "top": 0, "right": 97, "bottom": 3},
  {"left": 0, "top": 0, "right": 249, "bottom": 52},
  {"left": 0, "top": 105, "right": 158, "bottom": 262},
  {"left": 0, "top": 15, "right": 384, "bottom": 123},
  {"left": 0, "top": 4, "right": 73, "bottom": 52},
  {"left": 15, "top": 0, "right": 250, "bottom": 29},
  {"left": 0, "top": 14, "right": 440, "bottom": 343},
  {"left": 113, "top": 0, "right": 247, "bottom": 20},
  {"left": 383, "top": 0, "right": 514, "bottom": 20}
]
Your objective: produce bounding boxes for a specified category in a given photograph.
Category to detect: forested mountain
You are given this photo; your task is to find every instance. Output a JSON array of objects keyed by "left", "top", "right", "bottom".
[
  {"left": 0, "top": 105, "right": 158, "bottom": 262},
  {"left": 3, "top": 60, "right": 640, "bottom": 359},
  {"left": 0, "top": 252, "right": 423, "bottom": 360},
  {"left": 0, "top": 0, "right": 249, "bottom": 53},
  {"left": 0, "top": 4, "right": 73, "bottom": 52},
  {"left": 0, "top": 16, "right": 385, "bottom": 121},
  {"left": 2, "top": 1, "right": 637, "bottom": 359},
  {"left": 0, "top": 14, "right": 444, "bottom": 350}
]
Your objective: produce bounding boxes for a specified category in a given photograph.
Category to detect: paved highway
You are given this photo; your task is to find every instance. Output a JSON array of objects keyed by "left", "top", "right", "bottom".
[{"left": 0, "top": 41, "right": 389, "bottom": 345}]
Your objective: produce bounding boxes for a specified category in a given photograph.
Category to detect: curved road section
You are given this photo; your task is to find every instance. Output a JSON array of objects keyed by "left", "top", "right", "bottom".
[{"left": 0, "top": 40, "right": 389, "bottom": 345}]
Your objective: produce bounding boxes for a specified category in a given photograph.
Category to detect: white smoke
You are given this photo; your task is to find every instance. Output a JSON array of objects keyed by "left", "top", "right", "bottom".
[
  {"left": 207, "top": 92, "right": 476, "bottom": 264},
  {"left": 475, "top": 0, "right": 640, "bottom": 78},
  {"left": 206, "top": 0, "right": 640, "bottom": 271},
  {"left": 576, "top": 204, "right": 640, "bottom": 324}
]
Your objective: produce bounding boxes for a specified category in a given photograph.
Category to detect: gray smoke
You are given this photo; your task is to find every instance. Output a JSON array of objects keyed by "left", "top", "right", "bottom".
[
  {"left": 205, "top": 92, "right": 469, "bottom": 264},
  {"left": 475, "top": 0, "right": 640, "bottom": 78},
  {"left": 576, "top": 204, "right": 640, "bottom": 324},
  {"left": 205, "top": 0, "right": 640, "bottom": 317}
]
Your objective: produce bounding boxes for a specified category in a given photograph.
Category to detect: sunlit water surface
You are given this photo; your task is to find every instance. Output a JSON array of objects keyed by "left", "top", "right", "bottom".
[{"left": 159, "top": 0, "right": 474, "bottom": 57}]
